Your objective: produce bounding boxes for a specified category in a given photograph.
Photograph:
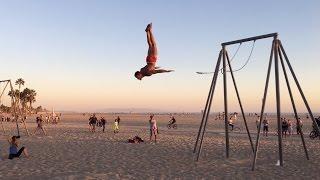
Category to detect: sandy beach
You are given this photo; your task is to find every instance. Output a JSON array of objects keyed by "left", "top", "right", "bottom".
[{"left": 0, "top": 113, "right": 319, "bottom": 179}]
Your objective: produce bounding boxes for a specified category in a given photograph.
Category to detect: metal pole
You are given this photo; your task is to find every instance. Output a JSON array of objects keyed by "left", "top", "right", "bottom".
[
  {"left": 222, "top": 33, "right": 278, "bottom": 46},
  {"left": 225, "top": 51, "right": 254, "bottom": 153},
  {"left": 194, "top": 51, "right": 222, "bottom": 153},
  {"left": 222, "top": 46, "right": 229, "bottom": 158},
  {"left": 278, "top": 45, "right": 309, "bottom": 160},
  {"left": 0, "top": 81, "right": 10, "bottom": 103},
  {"left": 274, "top": 39, "right": 283, "bottom": 166},
  {"left": 252, "top": 40, "right": 275, "bottom": 170},
  {"left": 9, "top": 81, "right": 20, "bottom": 137},
  {"left": 279, "top": 41, "right": 320, "bottom": 135},
  {"left": 196, "top": 50, "right": 223, "bottom": 161}
]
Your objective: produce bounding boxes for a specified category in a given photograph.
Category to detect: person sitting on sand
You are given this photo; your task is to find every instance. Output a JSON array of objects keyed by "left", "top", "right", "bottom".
[
  {"left": 149, "top": 115, "right": 158, "bottom": 143},
  {"left": 128, "top": 136, "right": 144, "bottom": 143},
  {"left": 33, "top": 116, "right": 47, "bottom": 135},
  {"left": 8, "top": 136, "right": 29, "bottom": 159},
  {"left": 134, "top": 23, "right": 174, "bottom": 80}
]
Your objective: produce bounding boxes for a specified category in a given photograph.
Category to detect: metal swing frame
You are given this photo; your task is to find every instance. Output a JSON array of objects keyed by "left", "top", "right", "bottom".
[{"left": 193, "top": 33, "right": 320, "bottom": 171}]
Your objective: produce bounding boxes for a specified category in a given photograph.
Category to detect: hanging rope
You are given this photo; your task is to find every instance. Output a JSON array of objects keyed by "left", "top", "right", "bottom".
[
  {"left": 221, "top": 40, "right": 256, "bottom": 74},
  {"left": 196, "top": 43, "right": 242, "bottom": 75}
]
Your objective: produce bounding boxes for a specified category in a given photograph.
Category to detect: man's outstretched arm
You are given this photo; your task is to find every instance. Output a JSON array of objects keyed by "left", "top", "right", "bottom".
[{"left": 154, "top": 69, "right": 174, "bottom": 74}]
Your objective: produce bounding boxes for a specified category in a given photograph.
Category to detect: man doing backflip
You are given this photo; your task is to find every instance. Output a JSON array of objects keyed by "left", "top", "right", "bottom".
[{"left": 134, "top": 23, "right": 173, "bottom": 80}]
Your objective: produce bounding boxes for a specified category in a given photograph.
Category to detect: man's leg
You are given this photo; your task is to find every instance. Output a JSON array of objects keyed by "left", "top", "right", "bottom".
[{"left": 146, "top": 25, "right": 158, "bottom": 57}]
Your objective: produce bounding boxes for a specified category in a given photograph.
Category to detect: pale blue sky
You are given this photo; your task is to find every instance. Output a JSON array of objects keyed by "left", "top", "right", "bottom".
[{"left": 0, "top": 0, "right": 319, "bottom": 112}]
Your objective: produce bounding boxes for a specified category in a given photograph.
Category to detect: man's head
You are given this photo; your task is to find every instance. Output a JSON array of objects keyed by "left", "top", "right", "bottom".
[{"left": 134, "top": 71, "right": 143, "bottom": 80}]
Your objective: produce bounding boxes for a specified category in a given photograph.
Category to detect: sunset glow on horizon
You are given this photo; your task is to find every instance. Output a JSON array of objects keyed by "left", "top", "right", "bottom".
[{"left": 0, "top": 1, "right": 319, "bottom": 113}]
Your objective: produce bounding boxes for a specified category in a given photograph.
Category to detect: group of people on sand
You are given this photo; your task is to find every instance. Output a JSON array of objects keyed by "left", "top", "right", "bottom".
[
  {"left": 281, "top": 117, "right": 295, "bottom": 137},
  {"left": 88, "top": 114, "right": 120, "bottom": 134},
  {"left": 254, "top": 115, "right": 304, "bottom": 137}
]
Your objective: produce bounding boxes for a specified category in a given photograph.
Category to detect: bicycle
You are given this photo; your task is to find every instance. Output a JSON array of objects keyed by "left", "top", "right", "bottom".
[
  {"left": 309, "top": 129, "right": 320, "bottom": 139},
  {"left": 167, "top": 123, "right": 178, "bottom": 129}
]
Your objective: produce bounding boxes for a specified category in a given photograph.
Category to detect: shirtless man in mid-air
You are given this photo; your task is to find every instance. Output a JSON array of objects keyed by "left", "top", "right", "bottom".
[{"left": 134, "top": 23, "right": 173, "bottom": 80}]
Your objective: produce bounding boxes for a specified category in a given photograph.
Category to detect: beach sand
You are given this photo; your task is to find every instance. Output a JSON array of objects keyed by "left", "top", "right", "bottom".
[{"left": 0, "top": 113, "right": 319, "bottom": 179}]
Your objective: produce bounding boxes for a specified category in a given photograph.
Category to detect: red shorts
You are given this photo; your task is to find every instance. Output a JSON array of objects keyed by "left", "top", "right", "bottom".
[{"left": 146, "top": 55, "right": 157, "bottom": 63}]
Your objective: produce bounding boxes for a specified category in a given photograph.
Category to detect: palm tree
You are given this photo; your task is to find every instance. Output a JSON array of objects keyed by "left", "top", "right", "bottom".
[
  {"left": 21, "top": 88, "right": 37, "bottom": 112},
  {"left": 15, "top": 78, "right": 25, "bottom": 109},
  {"left": 8, "top": 89, "right": 20, "bottom": 112},
  {"left": 15, "top": 78, "right": 25, "bottom": 91},
  {"left": 27, "top": 89, "right": 37, "bottom": 109}
]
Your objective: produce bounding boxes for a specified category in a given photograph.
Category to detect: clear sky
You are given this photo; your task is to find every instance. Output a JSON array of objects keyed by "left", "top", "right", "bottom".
[{"left": 0, "top": 0, "right": 319, "bottom": 112}]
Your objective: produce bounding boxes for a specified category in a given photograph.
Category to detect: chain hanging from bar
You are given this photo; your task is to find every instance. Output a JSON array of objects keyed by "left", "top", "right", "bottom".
[
  {"left": 221, "top": 40, "right": 256, "bottom": 74},
  {"left": 196, "top": 43, "right": 242, "bottom": 75}
]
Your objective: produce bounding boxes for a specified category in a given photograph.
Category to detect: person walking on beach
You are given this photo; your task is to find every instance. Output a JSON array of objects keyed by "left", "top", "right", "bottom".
[
  {"left": 8, "top": 136, "right": 29, "bottom": 159},
  {"left": 33, "top": 116, "right": 47, "bottom": 135},
  {"left": 113, "top": 119, "right": 119, "bottom": 134},
  {"left": 91, "top": 114, "right": 97, "bottom": 132},
  {"left": 282, "top": 118, "right": 288, "bottom": 138},
  {"left": 296, "top": 118, "right": 303, "bottom": 135},
  {"left": 288, "top": 119, "right": 293, "bottom": 136},
  {"left": 100, "top": 117, "right": 106, "bottom": 133},
  {"left": 256, "top": 116, "right": 260, "bottom": 130},
  {"left": 134, "top": 23, "right": 173, "bottom": 80},
  {"left": 228, "top": 112, "right": 237, "bottom": 131},
  {"left": 149, "top": 115, "right": 158, "bottom": 143},
  {"left": 88, "top": 115, "right": 93, "bottom": 132},
  {"left": 115, "top": 116, "right": 120, "bottom": 125},
  {"left": 262, "top": 117, "right": 269, "bottom": 136}
]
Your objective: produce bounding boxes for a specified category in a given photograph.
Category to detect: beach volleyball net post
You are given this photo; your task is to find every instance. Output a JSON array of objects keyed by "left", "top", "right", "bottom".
[{"left": 192, "top": 33, "right": 320, "bottom": 170}]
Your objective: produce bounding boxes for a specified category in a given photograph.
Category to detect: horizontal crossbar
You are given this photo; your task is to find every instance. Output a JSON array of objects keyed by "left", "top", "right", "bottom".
[
  {"left": 0, "top": 80, "right": 10, "bottom": 83},
  {"left": 222, "top": 33, "right": 278, "bottom": 46}
]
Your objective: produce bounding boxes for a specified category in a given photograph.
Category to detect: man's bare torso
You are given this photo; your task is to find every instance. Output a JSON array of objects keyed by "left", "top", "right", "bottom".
[{"left": 140, "top": 63, "right": 156, "bottom": 76}]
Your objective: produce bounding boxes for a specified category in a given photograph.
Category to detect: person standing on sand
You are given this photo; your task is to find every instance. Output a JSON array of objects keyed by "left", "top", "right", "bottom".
[
  {"left": 115, "top": 116, "right": 120, "bottom": 125},
  {"left": 91, "top": 114, "right": 97, "bottom": 132},
  {"left": 88, "top": 115, "right": 93, "bottom": 132},
  {"left": 149, "top": 115, "right": 158, "bottom": 143},
  {"left": 228, "top": 112, "right": 237, "bottom": 131},
  {"left": 262, "top": 117, "right": 269, "bottom": 136},
  {"left": 100, "top": 117, "right": 106, "bottom": 133},
  {"left": 33, "top": 116, "right": 47, "bottom": 135},
  {"left": 288, "top": 119, "right": 293, "bottom": 136},
  {"left": 281, "top": 118, "right": 288, "bottom": 138},
  {"left": 256, "top": 116, "right": 260, "bottom": 130},
  {"left": 296, "top": 118, "right": 303, "bottom": 135},
  {"left": 134, "top": 23, "right": 174, "bottom": 80},
  {"left": 113, "top": 119, "right": 119, "bottom": 134}
]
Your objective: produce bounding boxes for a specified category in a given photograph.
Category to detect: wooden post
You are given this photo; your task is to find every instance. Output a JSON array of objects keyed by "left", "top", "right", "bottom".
[
  {"left": 196, "top": 50, "right": 223, "bottom": 161},
  {"left": 252, "top": 40, "right": 275, "bottom": 170},
  {"left": 222, "top": 46, "right": 229, "bottom": 158},
  {"left": 278, "top": 45, "right": 309, "bottom": 160},
  {"left": 194, "top": 51, "right": 222, "bottom": 153},
  {"left": 225, "top": 51, "right": 254, "bottom": 153}
]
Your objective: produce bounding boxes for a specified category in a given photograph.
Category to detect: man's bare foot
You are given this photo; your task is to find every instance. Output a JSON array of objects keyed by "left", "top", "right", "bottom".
[{"left": 145, "top": 23, "right": 152, "bottom": 32}]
